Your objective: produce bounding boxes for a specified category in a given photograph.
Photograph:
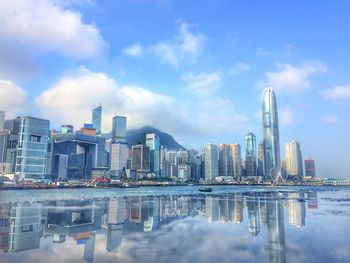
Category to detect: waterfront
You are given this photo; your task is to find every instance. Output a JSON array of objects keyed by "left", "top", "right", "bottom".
[{"left": 0, "top": 186, "right": 349, "bottom": 263}]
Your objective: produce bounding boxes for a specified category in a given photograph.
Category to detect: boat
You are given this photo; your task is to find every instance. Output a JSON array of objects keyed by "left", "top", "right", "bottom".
[{"left": 199, "top": 187, "right": 212, "bottom": 192}]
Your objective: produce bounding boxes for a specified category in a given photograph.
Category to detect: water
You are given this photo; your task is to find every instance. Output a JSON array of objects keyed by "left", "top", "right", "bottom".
[{"left": 0, "top": 186, "right": 349, "bottom": 263}]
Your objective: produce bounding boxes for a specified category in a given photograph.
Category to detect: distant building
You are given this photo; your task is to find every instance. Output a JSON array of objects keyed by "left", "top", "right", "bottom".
[
  {"left": 304, "top": 159, "right": 316, "bottom": 178},
  {"left": 219, "top": 144, "right": 230, "bottom": 177},
  {"left": 229, "top": 143, "right": 241, "bottom": 179},
  {"left": 61, "top": 124, "right": 73, "bottom": 134},
  {"left": 146, "top": 133, "right": 160, "bottom": 176},
  {"left": 245, "top": 132, "right": 257, "bottom": 178},
  {"left": 92, "top": 105, "right": 102, "bottom": 135},
  {"left": 1, "top": 118, "right": 20, "bottom": 174},
  {"left": 178, "top": 163, "right": 191, "bottom": 181},
  {"left": 110, "top": 116, "right": 127, "bottom": 177},
  {"left": 0, "top": 110, "right": 5, "bottom": 132},
  {"left": 80, "top": 124, "right": 96, "bottom": 136},
  {"left": 284, "top": 141, "right": 303, "bottom": 180},
  {"left": 257, "top": 141, "right": 264, "bottom": 177},
  {"left": 204, "top": 143, "right": 218, "bottom": 182},
  {"left": 15, "top": 116, "right": 50, "bottom": 181},
  {"left": 262, "top": 87, "right": 281, "bottom": 177},
  {"left": 131, "top": 144, "right": 150, "bottom": 175}
]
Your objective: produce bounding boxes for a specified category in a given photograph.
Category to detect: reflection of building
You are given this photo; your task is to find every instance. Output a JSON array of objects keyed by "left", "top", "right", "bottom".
[
  {"left": 307, "top": 192, "right": 318, "bottom": 209},
  {"left": 266, "top": 194, "right": 286, "bottom": 263},
  {"left": 106, "top": 197, "right": 125, "bottom": 252},
  {"left": 204, "top": 196, "right": 220, "bottom": 222},
  {"left": 247, "top": 194, "right": 260, "bottom": 236},
  {"left": 288, "top": 193, "right": 306, "bottom": 227},
  {"left": 232, "top": 194, "right": 243, "bottom": 223},
  {"left": 262, "top": 87, "right": 281, "bottom": 178}
]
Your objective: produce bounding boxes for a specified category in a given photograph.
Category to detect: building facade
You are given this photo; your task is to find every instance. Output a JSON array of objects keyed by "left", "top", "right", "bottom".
[
  {"left": 284, "top": 140, "right": 303, "bottom": 180},
  {"left": 92, "top": 106, "right": 102, "bottom": 135},
  {"left": 262, "top": 87, "right": 281, "bottom": 177},
  {"left": 304, "top": 159, "right": 316, "bottom": 178},
  {"left": 204, "top": 143, "right": 219, "bottom": 182},
  {"left": 245, "top": 132, "right": 257, "bottom": 178},
  {"left": 145, "top": 133, "right": 160, "bottom": 177},
  {"left": 110, "top": 116, "right": 127, "bottom": 177}
]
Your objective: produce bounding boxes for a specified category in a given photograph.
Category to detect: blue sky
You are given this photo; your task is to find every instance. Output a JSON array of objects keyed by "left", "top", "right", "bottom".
[{"left": 0, "top": 0, "right": 349, "bottom": 178}]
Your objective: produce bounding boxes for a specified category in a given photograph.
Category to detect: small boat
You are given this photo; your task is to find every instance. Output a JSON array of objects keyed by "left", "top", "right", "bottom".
[{"left": 199, "top": 187, "right": 212, "bottom": 192}]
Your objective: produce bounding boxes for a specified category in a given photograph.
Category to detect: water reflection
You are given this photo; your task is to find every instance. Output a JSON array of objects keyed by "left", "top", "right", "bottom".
[{"left": 0, "top": 189, "right": 347, "bottom": 263}]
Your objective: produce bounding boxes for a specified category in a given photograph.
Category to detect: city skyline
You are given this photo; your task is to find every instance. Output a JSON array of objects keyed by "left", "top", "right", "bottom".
[{"left": 0, "top": 1, "right": 349, "bottom": 179}]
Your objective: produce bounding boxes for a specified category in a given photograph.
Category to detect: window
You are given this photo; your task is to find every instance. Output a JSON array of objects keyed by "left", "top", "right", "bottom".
[
  {"left": 21, "top": 225, "right": 33, "bottom": 232},
  {"left": 30, "top": 135, "right": 41, "bottom": 142}
]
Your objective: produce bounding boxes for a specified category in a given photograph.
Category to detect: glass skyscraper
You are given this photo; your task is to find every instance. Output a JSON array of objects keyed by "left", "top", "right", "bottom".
[
  {"left": 92, "top": 105, "right": 102, "bottom": 135},
  {"left": 245, "top": 132, "right": 257, "bottom": 177},
  {"left": 110, "top": 116, "right": 127, "bottom": 177},
  {"left": 262, "top": 87, "right": 281, "bottom": 178},
  {"left": 15, "top": 116, "right": 50, "bottom": 180},
  {"left": 146, "top": 133, "right": 160, "bottom": 177},
  {"left": 111, "top": 116, "right": 126, "bottom": 143}
]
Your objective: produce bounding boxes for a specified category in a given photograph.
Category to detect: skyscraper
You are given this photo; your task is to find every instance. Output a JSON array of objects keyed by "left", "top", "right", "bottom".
[
  {"left": 204, "top": 143, "right": 218, "bottom": 182},
  {"left": 92, "top": 105, "right": 102, "bottom": 135},
  {"left": 15, "top": 116, "right": 50, "bottom": 180},
  {"left": 229, "top": 143, "right": 241, "bottom": 179},
  {"left": 284, "top": 140, "right": 303, "bottom": 180},
  {"left": 304, "top": 159, "right": 316, "bottom": 178},
  {"left": 0, "top": 111, "right": 5, "bottom": 132},
  {"left": 131, "top": 144, "right": 150, "bottom": 172},
  {"left": 146, "top": 133, "right": 160, "bottom": 177},
  {"left": 262, "top": 87, "right": 281, "bottom": 178},
  {"left": 257, "top": 141, "right": 265, "bottom": 177},
  {"left": 219, "top": 144, "right": 230, "bottom": 177},
  {"left": 245, "top": 132, "right": 257, "bottom": 178},
  {"left": 110, "top": 116, "right": 127, "bottom": 177}
]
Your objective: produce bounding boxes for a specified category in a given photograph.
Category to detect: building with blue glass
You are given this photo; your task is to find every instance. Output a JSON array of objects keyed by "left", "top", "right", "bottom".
[
  {"left": 145, "top": 133, "right": 160, "bottom": 177},
  {"left": 92, "top": 105, "right": 102, "bottom": 135}
]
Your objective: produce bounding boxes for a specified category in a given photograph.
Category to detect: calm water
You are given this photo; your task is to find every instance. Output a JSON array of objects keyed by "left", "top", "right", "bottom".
[{"left": 0, "top": 186, "right": 349, "bottom": 263}]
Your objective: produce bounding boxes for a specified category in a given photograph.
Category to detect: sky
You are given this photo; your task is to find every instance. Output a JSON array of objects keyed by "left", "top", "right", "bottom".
[{"left": 0, "top": 0, "right": 349, "bottom": 178}]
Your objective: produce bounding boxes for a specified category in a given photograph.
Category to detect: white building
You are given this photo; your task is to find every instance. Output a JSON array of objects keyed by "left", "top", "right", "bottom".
[{"left": 204, "top": 143, "right": 219, "bottom": 182}]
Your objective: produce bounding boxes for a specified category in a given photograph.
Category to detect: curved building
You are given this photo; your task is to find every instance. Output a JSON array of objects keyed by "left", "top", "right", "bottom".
[{"left": 262, "top": 87, "right": 281, "bottom": 178}]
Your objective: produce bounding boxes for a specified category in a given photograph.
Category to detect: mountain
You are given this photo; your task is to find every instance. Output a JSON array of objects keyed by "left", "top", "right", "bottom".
[{"left": 126, "top": 126, "right": 186, "bottom": 150}]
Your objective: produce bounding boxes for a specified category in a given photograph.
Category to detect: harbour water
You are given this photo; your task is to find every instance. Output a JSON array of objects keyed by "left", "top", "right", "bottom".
[{"left": 0, "top": 186, "right": 349, "bottom": 263}]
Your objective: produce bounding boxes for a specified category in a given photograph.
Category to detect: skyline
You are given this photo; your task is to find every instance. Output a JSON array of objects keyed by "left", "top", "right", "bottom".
[{"left": 0, "top": 0, "right": 350, "bottom": 178}]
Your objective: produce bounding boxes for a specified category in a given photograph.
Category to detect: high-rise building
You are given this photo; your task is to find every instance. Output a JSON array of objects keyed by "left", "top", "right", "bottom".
[
  {"left": 111, "top": 116, "right": 126, "bottom": 143},
  {"left": 61, "top": 124, "right": 73, "bottom": 134},
  {"left": 229, "top": 143, "right": 241, "bottom": 179},
  {"left": 110, "top": 116, "right": 127, "bottom": 177},
  {"left": 219, "top": 144, "right": 230, "bottom": 177},
  {"left": 146, "top": 133, "right": 160, "bottom": 176},
  {"left": 284, "top": 140, "right": 303, "bottom": 180},
  {"left": 0, "top": 111, "right": 5, "bottom": 132},
  {"left": 15, "top": 116, "right": 50, "bottom": 180},
  {"left": 92, "top": 105, "right": 102, "bottom": 135},
  {"left": 257, "top": 141, "right": 264, "bottom": 177},
  {"left": 304, "top": 159, "right": 316, "bottom": 178},
  {"left": 245, "top": 132, "right": 257, "bottom": 178},
  {"left": 262, "top": 87, "right": 281, "bottom": 177},
  {"left": 131, "top": 144, "right": 150, "bottom": 172},
  {"left": 204, "top": 143, "right": 218, "bottom": 182}
]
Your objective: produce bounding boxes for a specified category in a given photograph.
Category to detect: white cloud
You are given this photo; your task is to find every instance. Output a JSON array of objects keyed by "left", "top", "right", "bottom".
[
  {"left": 35, "top": 67, "right": 248, "bottom": 148},
  {"left": 122, "top": 43, "right": 144, "bottom": 57},
  {"left": 0, "top": 80, "right": 27, "bottom": 118},
  {"left": 260, "top": 61, "right": 327, "bottom": 94},
  {"left": 0, "top": 0, "right": 105, "bottom": 59},
  {"left": 322, "top": 85, "right": 350, "bottom": 101},
  {"left": 151, "top": 21, "right": 204, "bottom": 66},
  {"left": 321, "top": 114, "right": 339, "bottom": 124},
  {"left": 183, "top": 71, "right": 221, "bottom": 97},
  {"left": 229, "top": 62, "right": 254, "bottom": 75},
  {"left": 279, "top": 105, "right": 295, "bottom": 126}
]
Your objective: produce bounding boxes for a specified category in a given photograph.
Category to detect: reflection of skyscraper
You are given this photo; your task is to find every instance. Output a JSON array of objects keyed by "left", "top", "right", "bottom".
[
  {"left": 204, "top": 196, "right": 220, "bottom": 222},
  {"left": 84, "top": 232, "right": 96, "bottom": 263},
  {"left": 92, "top": 105, "right": 102, "bottom": 135},
  {"left": 106, "top": 197, "right": 125, "bottom": 252},
  {"left": 307, "top": 191, "right": 318, "bottom": 209},
  {"left": 262, "top": 88, "right": 281, "bottom": 177},
  {"left": 247, "top": 194, "right": 260, "bottom": 236},
  {"left": 288, "top": 193, "right": 306, "bottom": 227},
  {"left": 232, "top": 194, "right": 243, "bottom": 223},
  {"left": 266, "top": 193, "right": 286, "bottom": 263}
]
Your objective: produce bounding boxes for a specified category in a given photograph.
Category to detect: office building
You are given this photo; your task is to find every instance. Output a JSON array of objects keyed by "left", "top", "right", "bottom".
[
  {"left": 262, "top": 87, "right": 281, "bottom": 178},
  {"left": 92, "top": 105, "right": 102, "bottom": 135},
  {"left": 204, "top": 143, "right": 218, "bottom": 182},
  {"left": 229, "top": 143, "right": 241, "bottom": 179},
  {"left": 219, "top": 144, "right": 230, "bottom": 177},
  {"left": 110, "top": 116, "right": 127, "bottom": 177},
  {"left": 304, "top": 159, "right": 316, "bottom": 178},
  {"left": 284, "top": 140, "right": 303, "bottom": 180},
  {"left": 178, "top": 163, "right": 191, "bottom": 181},
  {"left": 257, "top": 141, "right": 264, "bottom": 177},
  {"left": 0, "top": 111, "right": 5, "bottom": 132},
  {"left": 131, "top": 144, "right": 150, "bottom": 174},
  {"left": 15, "top": 116, "right": 50, "bottom": 180},
  {"left": 61, "top": 124, "right": 73, "bottom": 134},
  {"left": 146, "top": 133, "right": 160, "bottom": 176},
  {"left": 245, "top": 132, "right": 257, "bottom": 178}
]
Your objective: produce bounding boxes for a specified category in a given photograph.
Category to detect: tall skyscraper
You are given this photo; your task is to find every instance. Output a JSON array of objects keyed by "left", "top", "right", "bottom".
[
  {"left": 257, "top": 141, "right": 265, "bottom": 177},
  {"left": 0, "top": 111, "right": 5, "bottom": 132},
  {"left": 204, "top": 143, "right": 218, "bottom": 182},
  {"left": 304, "top": 159, "right": 316, "bottom": 178},
  {"left": 284, "top": 140, "right": 303, "bottom": 180},
  {"left": 245, "top": 132, "right": 257, "bottom": 178},
  {"left": 229, "top": 143, "right": 241, "bottom": 179},
  {"left": 15, "top": 116, "right": 50, "bottom": 180},
  {"left": 219, "top": 144, "right": 230, "bottom": 177},
  {"left": 92, "top": 105, "right": 102, "bottom": 135},
  {"left": 131, "top": 144, "right": 150, "bottom": 172},
  {"left": 146, "top": 133, "right": 160, "bottom": 177},
  {"left": 110, "top": 116, "right": 127, "bottom": 177},
  {"left": 262, "top": 87, "right": 281, "bottom": 177}
]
